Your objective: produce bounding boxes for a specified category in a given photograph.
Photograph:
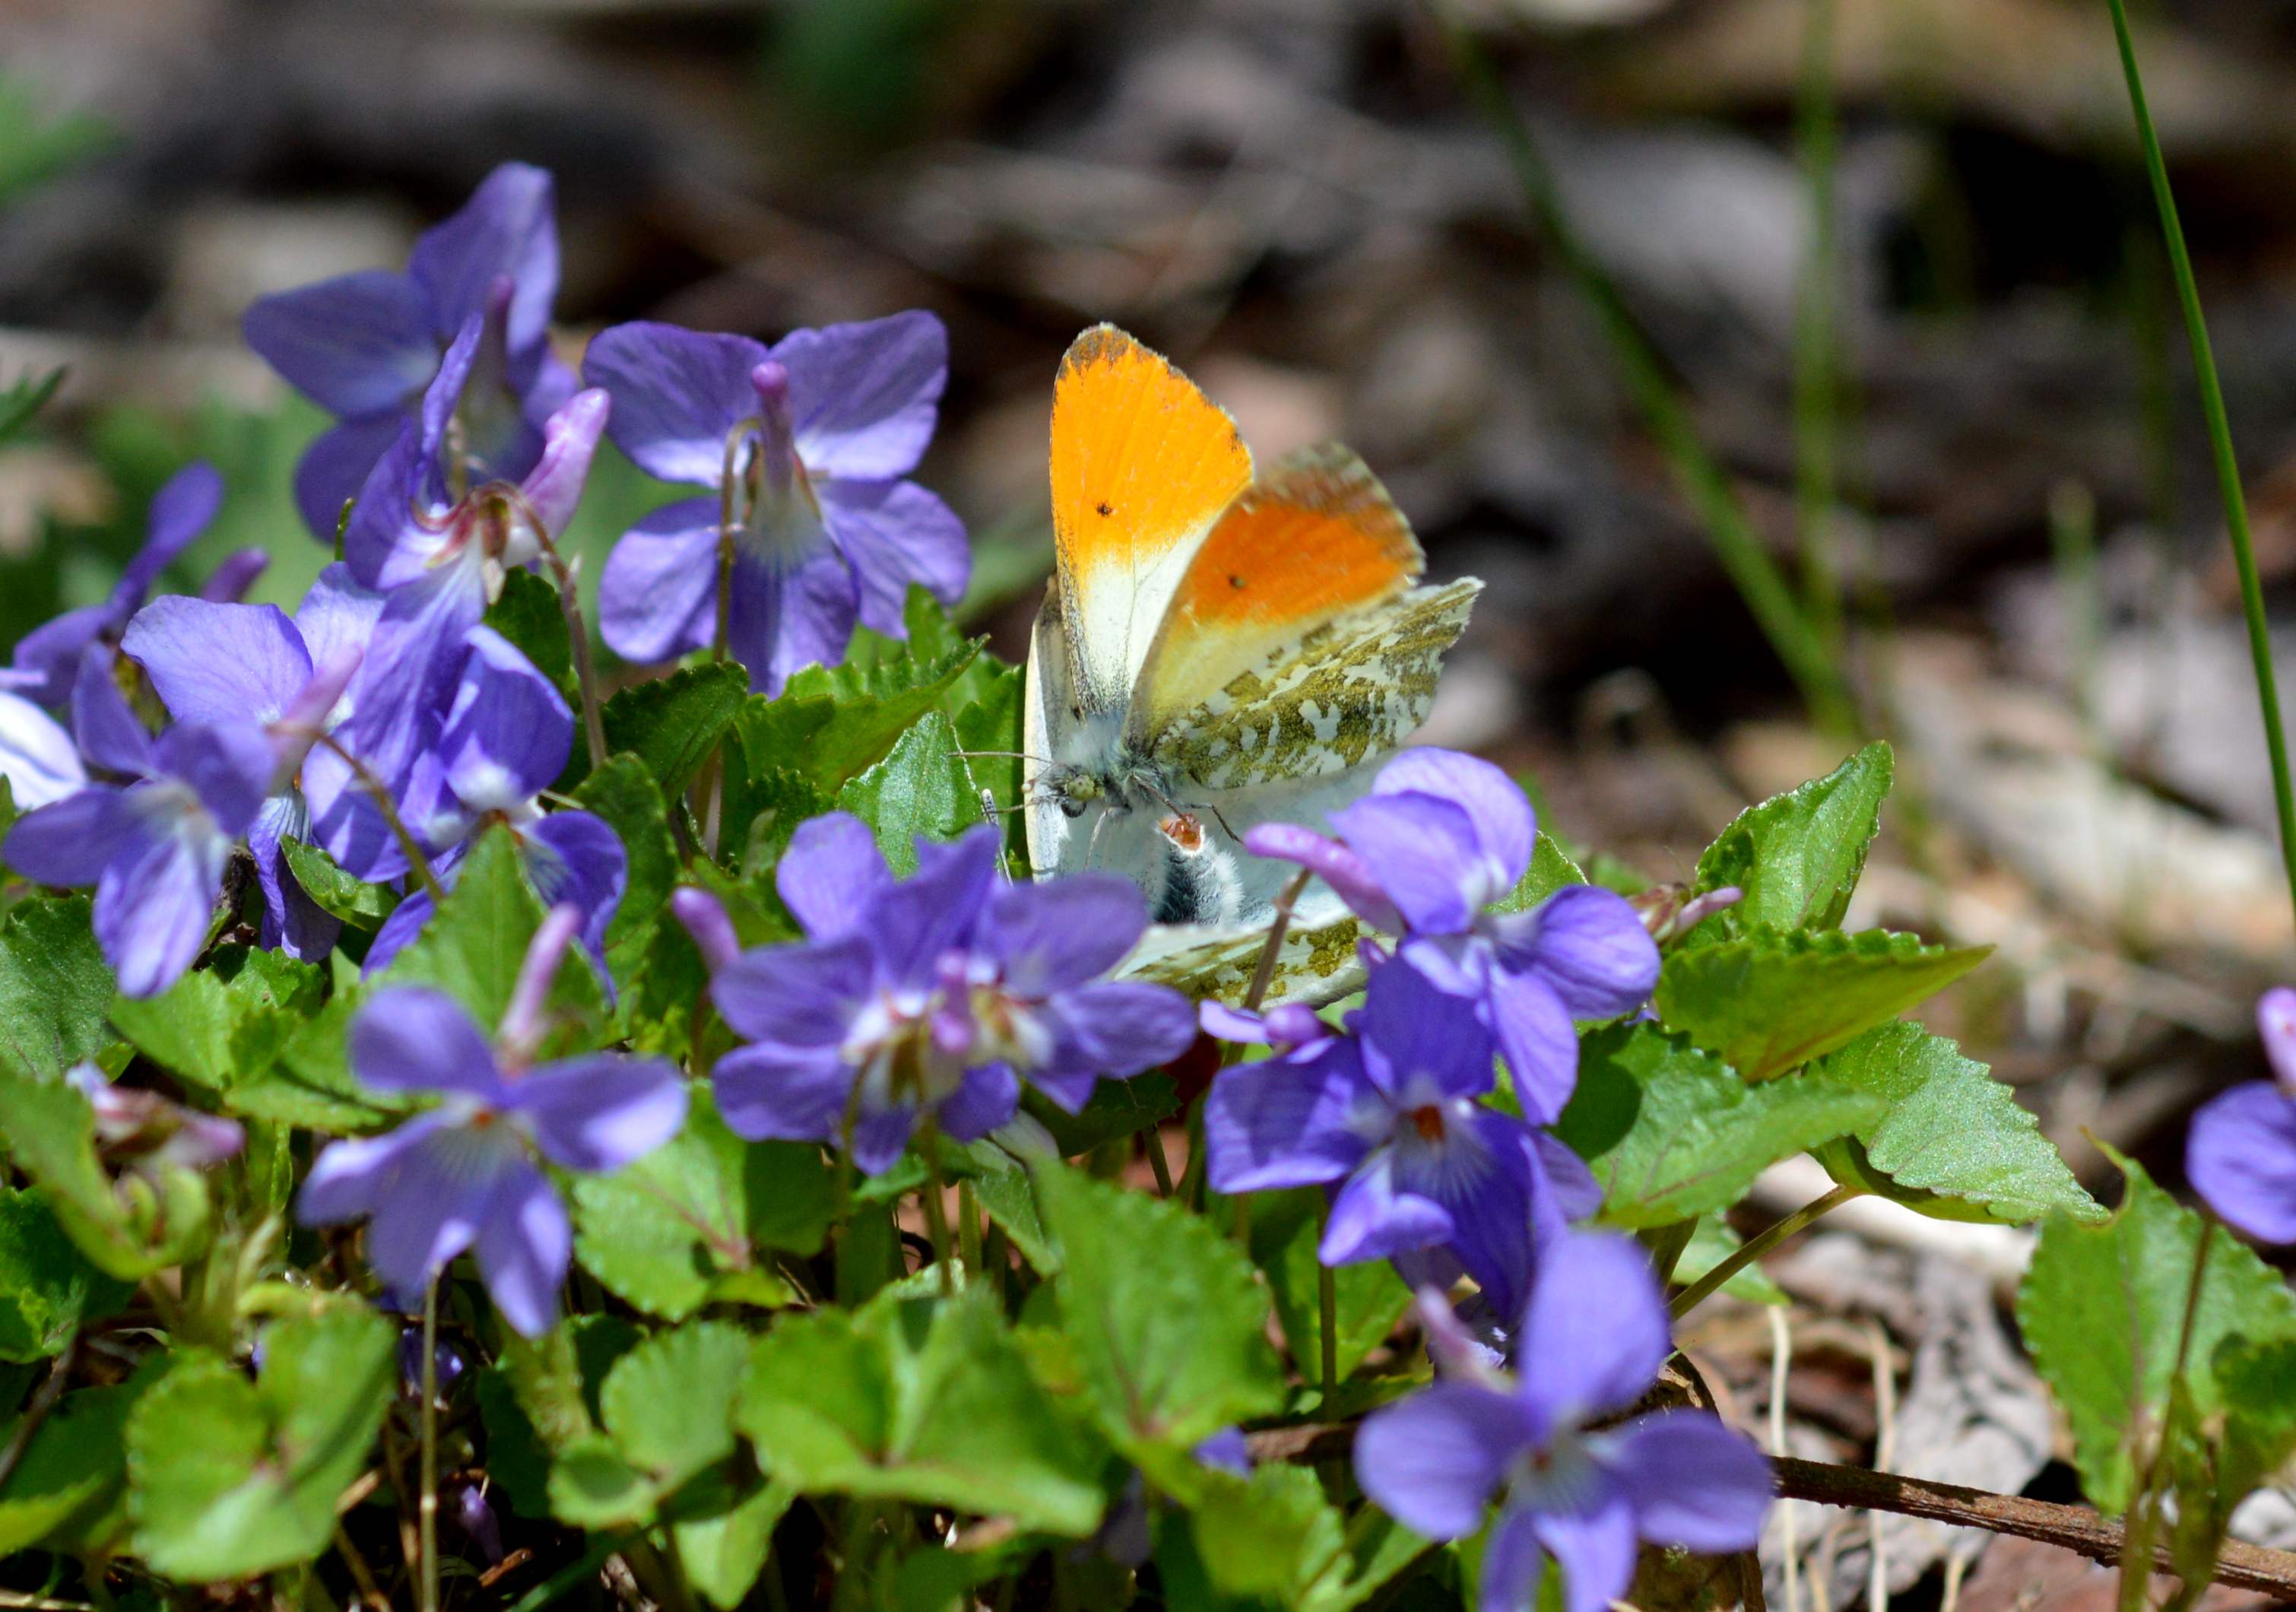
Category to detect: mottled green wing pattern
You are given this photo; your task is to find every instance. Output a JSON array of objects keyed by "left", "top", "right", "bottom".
[
  {"left": 1116, "top": 912, "right": 1369, "bottom": 1008},
  {"left": 1158, "top": 578, "right": 1479, "bottom": 792}
]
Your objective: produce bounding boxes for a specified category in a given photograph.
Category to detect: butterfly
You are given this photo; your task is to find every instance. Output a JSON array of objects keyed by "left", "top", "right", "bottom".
[{"left": 1021, "top": 324, "right": 1481, "bottom": 952}]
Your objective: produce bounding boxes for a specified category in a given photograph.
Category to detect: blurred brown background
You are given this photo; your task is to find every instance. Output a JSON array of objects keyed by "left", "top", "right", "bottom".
[{"left": 5, "top": 8, "right": 2296, "bottom": 1593}]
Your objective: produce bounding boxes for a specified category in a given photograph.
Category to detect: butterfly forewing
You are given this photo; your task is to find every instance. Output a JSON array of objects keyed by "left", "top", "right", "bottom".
[
  {"left": 1127, "top": 444, "right": 1426, "bottom": 747},
  {"left": 1048, "top": 325, "right": 1252, "bottom": 714}
]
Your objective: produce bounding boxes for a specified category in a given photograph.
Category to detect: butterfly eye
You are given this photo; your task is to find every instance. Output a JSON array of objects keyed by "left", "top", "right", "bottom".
[{"left": 1157, "top": 814, "right": 1207, "bottom": 855}]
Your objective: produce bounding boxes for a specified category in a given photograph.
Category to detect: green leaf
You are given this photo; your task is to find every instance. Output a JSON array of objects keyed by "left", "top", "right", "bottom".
[
  {"left": 1492, "top": 833, "right": 1589, "bottom": 915},
  {"left": 1032, "top": 1160, "right": 1285, "bottom": 1458},
  {"left": 550, "top": 1320, "right": 753, "bottom": 1528},
  {"left": 545, "top": 1436, "right": 653, "bottom": 1529},
  {"left": 953, "top": 663, "right": 1026, "bottom": 861},
  {"left": 0, "top": 1359, "right": 166, "bottom": 1556},
  {"left": 2015, "top": 1147, "right": 2296, "bottom": 1513},
  {"left": 736, "top": 1286, "right": 1106, "bottom": 1535},
  {"left": 572, "top": 754, "right": 681, "bottom": 990},
  {"left": 1248, "top": 1187, "right": 1413, "bottom": 1387},
  {"left": 0, "top": 1187, "right": 132, "bottom": 1360},
  {"left": 1188, "top": 1462, "right": 1347, "bottom": 1601},
  {"left": 1554, "top": 1022, "right": 1885, "bottom": 1229},
  {"left": 1812, "top": 1023, "right": 2103, "bottom": 1226},
  {"left": 0, "top": 368, "right": 63, "bottom": 449},
  {"left": 732, "top": 627, "right": 982, "bottom": 804},
  {"left": 582, "top": 662, "right": 750, "bottom": 798},
  {"left": 127, "top": 1306, "right": 395, "bottom": 1579},
  {"left": 485, "top": 567, "right": 575, "bottom": 695},
  {"left": 571, "top": 1087, "right": 832, "bottom": 1320},
  {"left": 109, "top": 946, "right": 326, "bottom": 1093},
  {"left": 1688, "top": 743, "right": 1893, "bottom": 941},
  {"left": 834, "top": 710, "right": 978, "bottom": 874},
  {"left": 0, "top": 894, "right": 113, "bottom": 1082},
  {"left": 0, "top": 78, "right": 113, "bottom": 206},
  {"left": 675, "top": 1479, "right": 795, "bottom": 1610},
  {"left": 223, "top": 988, "right": 413, "bottom": 1133},
  {"left": 1655, "top": 927, "right": 1990, "bottom": 1082},
  {"left": 0, "top": 1068, "right": 213, "bottom": 1277},
  {"left": 602, "top": 1320, "right": 750, "bottom": 1492},
  {"left": 280, "top": 839, "right": 398, "bottom": 929},
  {"left": 376, "top": 825, "right": 605, "bottom": 1035},
  {"left": 1028, "top": 1072, "right": 1178, "bottom": 1157},
  {"left": 969, "top": 1157, "right": 1056, "bottom": 1274},
  {"left": 496, "top": 1313, "right": 642, "bottom": 1452}
]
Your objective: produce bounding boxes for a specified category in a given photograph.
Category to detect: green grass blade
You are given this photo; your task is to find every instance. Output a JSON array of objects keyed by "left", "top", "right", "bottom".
[
  {"left": 1793, "top": 0, "right": 1845, "bottom": 663},
  {"left": 1440, "top": 17, "right": 1856, "bottom": 735},
  {"left": 2104, "top": 0, "right": 2296, "bottom": 926}
]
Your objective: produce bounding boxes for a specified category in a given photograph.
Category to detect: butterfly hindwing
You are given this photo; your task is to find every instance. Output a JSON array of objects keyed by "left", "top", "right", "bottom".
[
  {"left": 1161, "top": 576, "right": 1482, "bottom": 792},
  {"left": 1048, "top": 325, "right": 1253, "bottom": 714}
]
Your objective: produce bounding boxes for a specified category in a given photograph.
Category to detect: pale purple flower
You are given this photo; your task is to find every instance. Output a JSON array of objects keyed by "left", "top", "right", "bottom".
[
  {"left": 939, "top": 872, "right": 1198, "bottom": 1113},
  {"left": 353, "top": 627, "right": 625, "bottom": 979},
  {"left": 1246, "top": 750, "right": 1660, "bottom": 1123},
  {"left": 1202, "top": 953, "right": 1595, "bottom": 1323},
  {"left": 670, "top": 885, "right": 741, "bottom": 976},
  {"left": 119, "top": 566, "right": 379, "bottom": 960},
  {"left": 297, "top": 917, "right": 685, "bottom": 1337},
  {"left": 582, "top": 313, "right": 967, "bottom": 694},
  {"left": 3, "top": 652, "right": 276, "bottom": 996},
  {"left": 336, "top": 322, "right": 606, "bottom": 789},
  {"left": 66, "top": 1061, "right": 245, "bottom": 1171},
  {"left": 1, "top": 462, "right": 222, "bottom": 707},
  {"left": 243, "top": 163, "right": 574, "bottom": 539},
  {"left": 1356, "top": 1232, "right": 1771, "bottom": 1612},
  {"left": 712, "top": 814, "right": 1185, "bottom": 1173},
  {"left": 711, "top": 817, "right": 1011, "bottom": 1173},
  {"left": 2187, "top": 986, "right": 2296, "bottom": 1243},
  {"left": 0, "top": 690, "right": 85, "bottom": 808}
]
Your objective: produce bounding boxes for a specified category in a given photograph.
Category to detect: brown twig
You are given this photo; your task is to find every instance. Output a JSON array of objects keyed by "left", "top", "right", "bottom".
[{"left": 1237, "top": 1426, "right": 2296, "bottom": 1600}]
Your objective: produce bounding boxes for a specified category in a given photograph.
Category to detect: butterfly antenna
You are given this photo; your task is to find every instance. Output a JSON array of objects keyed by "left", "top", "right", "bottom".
[{"left": 950, "top": 748, "right": 1054, "bottom": 765}]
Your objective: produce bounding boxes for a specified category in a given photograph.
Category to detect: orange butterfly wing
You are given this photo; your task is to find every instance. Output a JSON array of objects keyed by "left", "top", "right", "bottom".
[
  {"left": 1048, "top": 325, "right": 1254, "bottom": 713},
  {"left": 1131, "top": 443, "right": 1425, "bottom": 739}
]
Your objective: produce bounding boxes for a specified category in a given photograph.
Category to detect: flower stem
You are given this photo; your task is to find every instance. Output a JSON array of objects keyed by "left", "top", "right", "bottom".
[
  {"left": 918, "top": 1128, "right": 956, "bottom": 1296},
  {"left": 1318, "top": 1258, "right": 1339, "bottom": 1407},
  {"left": 1667, "top": 1184, "right": 1861, "bottom": 1321},
  {"left": 957, "top": 1180, "right": 984, "bottom": 1276},
  {"left": 533, "top": 541, "right": 607, "bottom": 770},
  {"left": 1145, "top": 1131, "right": 1175, "bottom": 1198},
  {"left": 306, "top": 731, "right": 446, "bottom": 903},
  {"left": 1245, "top": 868, "right": 1313, "bottom": 1012},
  {"left": 2105, "top": 0, "right": 2296, "bottom": 925},
  {"left": 419, "top": 1275, "right": 439, "bottom": 1612}
]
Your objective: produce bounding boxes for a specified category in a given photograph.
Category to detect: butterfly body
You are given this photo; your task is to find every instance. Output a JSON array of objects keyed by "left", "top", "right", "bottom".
[{"left": 1023, "top": 325, "right": 1479, "bottom": 933}]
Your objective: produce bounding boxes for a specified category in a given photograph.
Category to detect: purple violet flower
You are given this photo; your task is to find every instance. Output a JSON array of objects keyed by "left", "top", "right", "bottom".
[
  {"left": 297, "top": 911, "right": 686, "bottom": 1337},
  {"left": 0, "top": 690, "right": 85, "bottom": 809},
  {"left": 337, "top": 322, "right": 605, "bottom": 789},
  {"left": 119, "top": 566, "right": 380, "bottom": 961},
  {"left": 1, "top": 462, "right": 223, "bottom": 708},
  {"left": 2187, "top": 986, "right": 2296, "bottom": 1243},
  {"left": 710, "top": 814, "right": 1188, "bottom": 1173},
  {"left": 1246, "top": 749, "right": 1660, "bottom": 1123},
  {"left": 940, "top": 870, "right": 1199, "bottom": 1114},
  {"left": 3, "top": 652, "right": 277, "bottom": 996},
  {"left": 1201, "top": 953, "right": 1597, "bottom": 1323},
  {"left": 243, "top": 163, "right": 576, "bottom": 539},
  {"left": 1356, "top": 1231, "right": 1771, "bottom": 1612},
  {"left": 352, "top": 626, "right": 625, "bottom": 979},
  {"left": 582, "top": 313, "right": 968, "bottom": 694}
]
